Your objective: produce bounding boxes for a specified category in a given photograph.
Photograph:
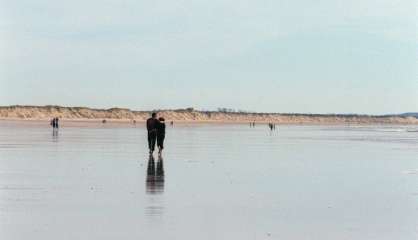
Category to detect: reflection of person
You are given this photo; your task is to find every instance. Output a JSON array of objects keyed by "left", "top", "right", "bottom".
[
  {"left": 157, "top": 117, "right": 166, "bottom": 154},
  {"left": 146, "top": 154, "right": 156, "bottom": 180},
  {"left": 156, "top": 155, "right": 164, "bottom": 177},
  {"left": 52, "top": 126, "right": 59, "bottom": 139},
  {"left": 146, "top": 154, "right": 164, "bottom": 194},
  {"left": 146, "top": 113, "right": 158, "bottom": 154}
]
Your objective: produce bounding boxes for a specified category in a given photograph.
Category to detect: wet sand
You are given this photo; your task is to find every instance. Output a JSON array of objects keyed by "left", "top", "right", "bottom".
[{"left": 0, "top": 121, "right": 417, "bottom": 240}]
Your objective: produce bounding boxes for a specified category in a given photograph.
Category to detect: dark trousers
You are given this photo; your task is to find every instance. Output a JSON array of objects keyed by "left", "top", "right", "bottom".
[
  {"left": 148, "top": 131, "right": 157, "bottom": 152},
  {"left": 157, "top": 135, "right": 165, "bottom": 149}
]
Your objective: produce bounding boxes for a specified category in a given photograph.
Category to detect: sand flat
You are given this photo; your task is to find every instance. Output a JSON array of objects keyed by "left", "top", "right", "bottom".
[{"left": 0, "top": 122, "right": 417, "bottom": 240}]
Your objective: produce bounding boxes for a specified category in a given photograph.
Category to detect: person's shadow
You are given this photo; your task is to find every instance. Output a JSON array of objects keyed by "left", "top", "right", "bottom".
[{"left": 146, "top": 154, "right": 165, "bottom": 194}]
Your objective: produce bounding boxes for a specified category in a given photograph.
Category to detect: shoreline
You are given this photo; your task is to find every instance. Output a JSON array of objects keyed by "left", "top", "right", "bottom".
[{"left": 1, "top": 118, "right": 417, "bottom": 126}]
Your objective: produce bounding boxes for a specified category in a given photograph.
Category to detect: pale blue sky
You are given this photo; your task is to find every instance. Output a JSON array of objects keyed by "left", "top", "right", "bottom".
[{"left": 0, "top": 0, "right": 417, "bottom": 114}]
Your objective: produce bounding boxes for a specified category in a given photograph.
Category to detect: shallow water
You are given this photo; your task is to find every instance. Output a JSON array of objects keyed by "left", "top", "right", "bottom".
[{"left": 0, "top": 121, "right": 417, "bottom": 240}]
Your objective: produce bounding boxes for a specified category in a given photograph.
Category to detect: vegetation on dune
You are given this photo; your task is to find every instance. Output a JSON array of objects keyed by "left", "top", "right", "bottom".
[{"left": 0, "top": 105, "right": 416, "bottom": 124}]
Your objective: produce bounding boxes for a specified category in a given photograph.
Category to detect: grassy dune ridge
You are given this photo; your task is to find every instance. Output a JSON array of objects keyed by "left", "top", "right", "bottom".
[{"left": 0, "top": 105, "right": 417, "bottom": 124}]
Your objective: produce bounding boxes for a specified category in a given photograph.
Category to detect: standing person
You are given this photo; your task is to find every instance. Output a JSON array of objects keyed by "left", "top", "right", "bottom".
[
  {"left": 55, "top": 117, "right": 59, "bottom": 129},
  {"left": 51, "top": 117, "right": 58, "bottom": 129},
  {"left": 157, "top": 117, "right": 166, "bottom": 154},
  {"left": 146, "top": 113, "right": 158, "bottom": 154}
]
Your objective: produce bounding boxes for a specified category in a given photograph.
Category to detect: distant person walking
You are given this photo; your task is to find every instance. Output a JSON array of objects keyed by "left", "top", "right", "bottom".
[
  {"left": 146, "top": 113, "right": 158, "bottom": 154},
  {"left": 157, "top": 117, "right": 166, "bottom": 154},
  {"left": 50, "top": 117, "right": 59, "bottom": 129}
]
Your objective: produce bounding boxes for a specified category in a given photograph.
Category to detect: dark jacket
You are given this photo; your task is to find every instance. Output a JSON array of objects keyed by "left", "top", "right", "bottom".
[
  {"left": 157, "top": 121, "right": 166, "bottom": 137},
  {"left": 146, "top": 118, "right": 158, "bottom": 132}
]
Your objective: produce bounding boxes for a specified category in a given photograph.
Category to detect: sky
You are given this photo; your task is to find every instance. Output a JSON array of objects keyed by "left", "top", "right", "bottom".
[{"left": 0, "top": 0, "right": 417, "bottom": 114}]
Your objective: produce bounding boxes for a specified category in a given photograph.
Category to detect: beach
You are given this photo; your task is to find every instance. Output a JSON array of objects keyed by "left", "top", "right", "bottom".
[
  {"left": 1, "top": 0, "right": 416, "bottom": 238},
  {"left": 0, "top": 121, "right": 417, "bottom": 240}
]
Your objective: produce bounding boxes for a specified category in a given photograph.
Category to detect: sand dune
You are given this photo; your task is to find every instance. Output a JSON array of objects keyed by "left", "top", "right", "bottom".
[{"left": 0, "top": 105, "right": 417, "bottom": 124}]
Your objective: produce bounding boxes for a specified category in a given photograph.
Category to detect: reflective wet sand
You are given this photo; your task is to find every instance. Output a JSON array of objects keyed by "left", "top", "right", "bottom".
[{"left": 0, "top": 121, "right": 417, "bottom": 240}]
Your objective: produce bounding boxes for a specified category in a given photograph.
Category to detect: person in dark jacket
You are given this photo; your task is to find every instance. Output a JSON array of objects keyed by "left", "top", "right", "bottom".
[
  {"left": 50, "top": 117, "right": 59, "bottom": 129},
  {"left": 157, "top": 117, "right": 166, "bottom": 154},
  {"left": 146, "top": 113, "right": 158, "bottom": 154}
]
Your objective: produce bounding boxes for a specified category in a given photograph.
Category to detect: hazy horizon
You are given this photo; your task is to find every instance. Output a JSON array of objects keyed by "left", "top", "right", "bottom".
[{"left": 1, "top": 0, "right": 417, "bottom": 114}]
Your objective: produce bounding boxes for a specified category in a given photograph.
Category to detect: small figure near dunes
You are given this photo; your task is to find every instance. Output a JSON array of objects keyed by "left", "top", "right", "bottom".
[
  {"left": 50, "top": 117, "right": 59, "bottom": 139},
  {"left": 102, "top": 119, "right": 107, "bottom": 124},
  {"left": 268, "top": 122, "right": 277, "bottom": 131},
  {"left": 267, "top": 123, "right": 277, "bottom": 131},
  {"left": 157, "top": 117, "right": 166, "bottom": 155},
  {"left": 50, "top": 117, "right": 59, "bottom": 129},
  {"left": 170, "top": 121, "right": 174, "bottom": 126}
]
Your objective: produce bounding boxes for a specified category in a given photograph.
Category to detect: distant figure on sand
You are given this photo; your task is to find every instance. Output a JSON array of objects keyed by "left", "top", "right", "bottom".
[
  {"left": 146, "top": 113, "right": 158, "bottom": 154},
  {"left": 50, "top": 117, "right": 59, "bottom": 129},
  {"left": 157, "top": 117, "right": 166, "bottom": 154}
]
